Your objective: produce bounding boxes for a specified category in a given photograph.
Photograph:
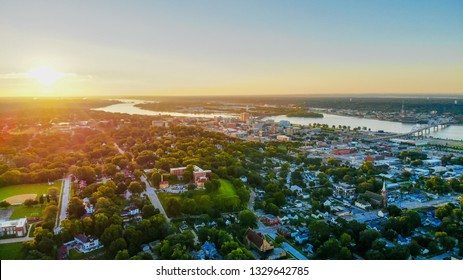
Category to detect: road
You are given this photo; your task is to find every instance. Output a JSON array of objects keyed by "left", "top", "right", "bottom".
[
  {"left": 282, "top": 242, "right": 309, "bottom": 260},
  {"left": 114, "top": 142, "right": 170, "bottom": 222},
  {"left": 114, "top": 143, "right": 125, "bottom": 155},
  {"left": 141, "top": 175, "right": 170, "bottom": 222},
  {"left": 55, "top": 176, "right": 71, "bottom": 232},
  {"left": 0, "top": 236, "right": 33, "bottom": 244}
]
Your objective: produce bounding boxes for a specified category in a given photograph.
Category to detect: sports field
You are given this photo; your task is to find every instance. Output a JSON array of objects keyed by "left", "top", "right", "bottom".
[{"left": 0, "top": 182, "right": 61, "bottom": 202}]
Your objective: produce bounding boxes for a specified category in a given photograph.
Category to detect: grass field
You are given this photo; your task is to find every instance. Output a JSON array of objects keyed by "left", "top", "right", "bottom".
[
  {"left": 0, "top": 242, "right": 24, "bottom": 260},
  {"left": 158, "top": 179, "right": 239, "bottom": 216},
  {"left": 218, "top": 179, "right": 237, "bottom": 198},
  {"left": 0, "top": 182, "right": 61, "bottom": 202},
  {"left": 10, "top": 205, "right": 45, "bottom": 220}
]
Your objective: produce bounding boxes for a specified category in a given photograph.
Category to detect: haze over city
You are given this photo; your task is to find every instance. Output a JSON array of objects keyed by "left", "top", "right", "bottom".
[{"left": 0, "top": 0, "right": 462, "bottom": 97}]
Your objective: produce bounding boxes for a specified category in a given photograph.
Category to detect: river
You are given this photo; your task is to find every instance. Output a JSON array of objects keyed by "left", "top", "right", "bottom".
[
  {"left": 94, "top": 100, "right": 463, "bottom": 140},
  {"left": 93, "top": 99, "right": 236, "bottom": 118},
  {"left": 264, "top": 114, "right": 463, "bottom": 140}
]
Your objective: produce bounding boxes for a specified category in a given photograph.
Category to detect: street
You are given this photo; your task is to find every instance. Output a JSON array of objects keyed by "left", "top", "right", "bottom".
[
  {"left": 55, "top": 176, "right": 71, "bottom": 232},
  {"left": 281, "top": 242, "right": 309, "bottom": 260},
  {"left": 141, "top": 175, "right": 170, "bottom": 222}
]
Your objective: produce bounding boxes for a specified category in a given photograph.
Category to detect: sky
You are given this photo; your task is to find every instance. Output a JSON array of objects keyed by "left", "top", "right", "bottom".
[{"left": 0, "top": 0, "right": 462, "bottom": 97}]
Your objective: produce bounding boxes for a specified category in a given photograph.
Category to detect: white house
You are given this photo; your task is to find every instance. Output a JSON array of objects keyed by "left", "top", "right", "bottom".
[{"left": 74, "top": 234, "right": 103, "bottom": 253}]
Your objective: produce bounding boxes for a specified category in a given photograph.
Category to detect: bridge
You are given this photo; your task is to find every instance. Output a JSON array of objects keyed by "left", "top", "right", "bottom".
[{"left": 373, "top": 118, "right": 453, "bottom": 141}]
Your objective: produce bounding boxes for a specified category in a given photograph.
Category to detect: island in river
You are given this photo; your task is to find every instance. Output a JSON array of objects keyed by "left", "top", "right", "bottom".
[{"left": 286, "top": 111, "right": 323, "bottom": 118}]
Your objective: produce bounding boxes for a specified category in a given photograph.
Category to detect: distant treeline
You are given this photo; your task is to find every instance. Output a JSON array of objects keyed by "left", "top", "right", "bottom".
[
  {"left": 286, "top": 111, "right": 323, "bottom": 118},
  {"left": 304, "top": 97, "right": 463, "bottom": 115}
]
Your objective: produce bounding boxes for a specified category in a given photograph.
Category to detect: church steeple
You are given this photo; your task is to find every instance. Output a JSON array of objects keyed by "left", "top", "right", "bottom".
[{"left": 381, "top": 179, "right": 388, "bottom": 208}]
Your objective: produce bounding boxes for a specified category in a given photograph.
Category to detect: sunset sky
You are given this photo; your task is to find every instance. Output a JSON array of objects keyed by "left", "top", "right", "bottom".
[{"left": 0, "top": 0, "right": 462, "bottom": 97}]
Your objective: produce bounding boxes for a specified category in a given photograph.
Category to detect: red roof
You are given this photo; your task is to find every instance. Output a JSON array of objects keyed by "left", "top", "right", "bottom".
[{"left": 245, "top": 229, "right": 264, "bottom": 248}]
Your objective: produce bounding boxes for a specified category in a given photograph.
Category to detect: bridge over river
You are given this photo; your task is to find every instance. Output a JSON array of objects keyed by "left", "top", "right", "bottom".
[{"left": 373, "top": 118, "right": 453, "bottom": 141}]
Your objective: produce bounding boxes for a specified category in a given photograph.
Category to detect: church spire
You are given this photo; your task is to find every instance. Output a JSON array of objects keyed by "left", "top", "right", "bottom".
[{"left": 381, "top": 179, "right": 388, "bottom": 208}]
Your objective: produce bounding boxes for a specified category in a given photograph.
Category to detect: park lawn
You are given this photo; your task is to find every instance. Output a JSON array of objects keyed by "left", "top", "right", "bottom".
[
  {"left": 0, "top": 242, "right": 25, "bottom": 260},
  {"left": 0, "top": 181, "right": 61, "bottom": 201},
  {"left": 158, "top": 179, "right": 241, "bottom": 217},
  {"left": 218, "top": 179, "right": 237, "bottom": 198},
  {"left": 68, "top": 248, "right": 106, "bottom": 260},
  {"left": 9, "top": 205, "right": 45, "bottom": 220}
]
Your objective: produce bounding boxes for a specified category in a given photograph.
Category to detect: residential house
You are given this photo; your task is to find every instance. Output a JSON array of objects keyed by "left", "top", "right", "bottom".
[
  {"left": 267, "top": 247, "right": 287, "bottom": 260},
  {"left": 295, "top": 234, "right": 309, "bottom": 244},
  {"left": 244, "top": 229, "right": 274, "bottom": 253},
  {"left": 74, "top": 234, "right": 103, "bottom": 253},
  {"left": 83, "top": 198, "right": 95, "bottom": 214},
  {"left": 202, "top": 242, "right": 221, "bottom": 260},
  {"left": 262, "top": 214, "right": 279, "bottom": 226}
]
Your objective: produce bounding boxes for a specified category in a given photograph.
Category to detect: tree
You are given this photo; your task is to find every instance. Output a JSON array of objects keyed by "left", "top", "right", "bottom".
[
  {"left": 128, "top": 181, "right": 144, "bottom": 194},
  {"left": 435, "top": 203, "right": 455, "bottom": 220},
  {"left": 101, "top": 224, "right": 123, "bottom": 247},
  {"left": 358, "top": 229, "right": 381, "bottom": 252},
  {"left": 103, "top": 163, "right": 118, "bottom": 177},
  {"left": 273, "top": 191, "right": 286, "bottom": 207},
  {"left": 204, "top": 181, "right": 219, "bottom": 193},
  {"left": 387, "top": 205, "right": 402, "bottom": 217},
  {"left": 115, "top": 249, "right": 130, "bottom": 260},
  {"left": 109, "top": 237, "right": 127, "bottom": 256},
  {"left": 337, "top": 247, "right": 352, "bottom": 260},
  {"left": 265, "top": 202, "right": 280, "bottom": 216},
  {"left": 385, "top": 245, "right": 410, "bottom": 260},
  {"left": 238, "top": 210, "right": 257, "bottom": 228},
  {"left": 316, "top": 239, "right": 341, "bottom": 259},
  {"left": 166, "top": 198, "right": 181, "bottom": 217},
  {"left": 275, "top": 235, "right": 285, "bottom": 245},
  {"left": 0, "top": 201, "right": 10, "bottom": 208},
  {"left": 24, "top": 199, "right": 36, "bottom": 208},
  {"left": 340, "top": 233, "right": 352, "bottom": 247},
  {"left": 142, "top": 204, "right": 159, "bottom": 219},
  {"left": 408, "top": 240, "right": 421, "bottom": 257},
  {"left": 365, "top": 249, "right": 385, "bottom": 260},
  {"left": 95, "top": 197, "right": 119, "bottom": 217},
  {"left": 76, "top": 166, "right": 97, "bottom": 184},
  {"left": 225, "top": 248, "right": 255, "bottom": 260},
  {"left": 94, "top": 213, "right": 110, "bottom": 237},
  {"left": 309, "top": 221, "right": 330, "bottom": 243},
  {"left": 47, "top": 187, "right": 59, "bottom": 201},
  {"left": 42, "top": 204, "right": 58, "bottom": 222},
  {"left": 219, "top": 241, "right": 240, "bottom": 256},
  {"left": 82, "top": 217, "right": 94, "bottom": 235},
  {"left": 67, "top": 197, "right": 85, "bottom": 219},
  {"left": 150, "top": 172, "right": 161, "bottom": 188}
]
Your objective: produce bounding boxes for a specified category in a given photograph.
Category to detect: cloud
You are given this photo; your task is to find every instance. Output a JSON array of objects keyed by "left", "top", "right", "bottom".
[
  {"left": 0, "top": 73, "right": 29, "bottom": 79},
  {"left": 0, "top": 71, "right": 94, "bottom": 81}
]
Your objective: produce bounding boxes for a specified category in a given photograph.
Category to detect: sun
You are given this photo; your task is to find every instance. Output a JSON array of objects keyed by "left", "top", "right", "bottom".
[{"left": 27, "top": 66, "right": 64, "bottom": 85}]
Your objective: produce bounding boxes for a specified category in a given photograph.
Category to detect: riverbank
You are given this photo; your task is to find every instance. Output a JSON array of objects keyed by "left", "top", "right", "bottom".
[{"left": 93, "top": 99, "right": 463, "bottom": 141}]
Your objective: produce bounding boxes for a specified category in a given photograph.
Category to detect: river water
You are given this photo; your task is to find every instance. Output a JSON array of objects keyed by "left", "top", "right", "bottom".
[{"left": 94, "top": 100, "right": 463, "bottom": 140}]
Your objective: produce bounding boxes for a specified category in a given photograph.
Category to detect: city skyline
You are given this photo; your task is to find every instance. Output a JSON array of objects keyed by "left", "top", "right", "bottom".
[{"left": 0, "top": 0, "right": 462, "bottom": 97}]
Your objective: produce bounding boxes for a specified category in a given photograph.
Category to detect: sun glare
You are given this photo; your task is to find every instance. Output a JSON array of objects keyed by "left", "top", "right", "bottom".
[{"left": 28, "top": 66, "right": 64, "bottom": 85}]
